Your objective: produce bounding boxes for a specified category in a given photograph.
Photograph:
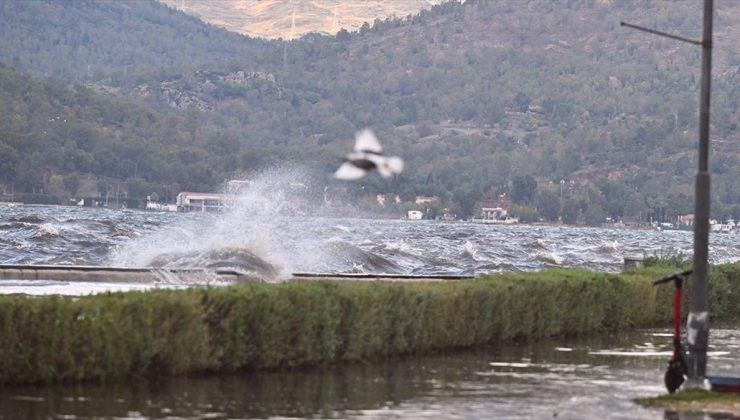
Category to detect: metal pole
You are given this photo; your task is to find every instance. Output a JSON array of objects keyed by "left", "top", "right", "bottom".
[
  {"left": 619, "top": 21, "right": 701, "bottom": 46},
  {"left": 686, "top": 0, "right": 713, "bottom": 386}
]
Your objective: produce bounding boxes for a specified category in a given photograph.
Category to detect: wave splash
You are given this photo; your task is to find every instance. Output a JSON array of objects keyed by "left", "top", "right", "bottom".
[{"left": 109, "top": 166, "right": 406, "bottom": 280}]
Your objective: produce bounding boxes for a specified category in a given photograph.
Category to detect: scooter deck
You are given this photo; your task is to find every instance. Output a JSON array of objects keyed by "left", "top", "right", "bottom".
[{"left": 707, "top": 376, "right": 740, "bottom": 393}]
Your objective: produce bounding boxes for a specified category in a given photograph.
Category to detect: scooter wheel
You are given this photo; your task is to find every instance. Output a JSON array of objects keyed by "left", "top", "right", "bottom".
[{"left": 664, "top": 359, "right": 685, "bottom": 393}]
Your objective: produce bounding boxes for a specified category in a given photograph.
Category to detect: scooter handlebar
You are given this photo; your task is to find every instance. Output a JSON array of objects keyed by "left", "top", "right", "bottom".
[{"left": 653, "top": 269, "right": 693, "bottom": 286}]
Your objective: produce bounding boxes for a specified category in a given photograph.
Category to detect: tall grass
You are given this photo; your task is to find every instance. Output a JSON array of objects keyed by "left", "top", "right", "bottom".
[{"left": 0, "top": 263, "right": 738, "bottom": 384}]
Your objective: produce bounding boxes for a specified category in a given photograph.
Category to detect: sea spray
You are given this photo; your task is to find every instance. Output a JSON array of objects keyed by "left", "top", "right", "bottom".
[
  {"left": 111, "top": 167, "right": 302, "bottom": 279},
  {"left": 108, "top": 166, "right": 376, "bottom": 279},
  {"left": 3, "top": 199, "right": 737, "bottom": 276},
  {"left": 461, "top": 240, "right": 479, "bottom": 261}
]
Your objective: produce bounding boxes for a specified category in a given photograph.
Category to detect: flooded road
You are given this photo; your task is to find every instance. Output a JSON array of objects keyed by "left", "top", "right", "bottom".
[{"left": 2, "top": 327, "right": 738, "bottom": 419}]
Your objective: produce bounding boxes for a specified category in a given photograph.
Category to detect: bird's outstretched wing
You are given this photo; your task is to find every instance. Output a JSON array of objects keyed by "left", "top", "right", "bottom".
[
  {"left": 334, "top": 162, "right": 367, "bottom": 180},
  {"left": 354, "top": 129, "right": 382, "bottom": 154},
  {"left": 335, "top": 128, "right": 403, "bottom": 180},
  {"left": 375, "top": 156, "right": 404, "bottom": 178}
]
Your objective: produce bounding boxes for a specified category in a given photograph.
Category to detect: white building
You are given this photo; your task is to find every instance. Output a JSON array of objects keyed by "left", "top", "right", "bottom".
[
  {"left": 415, "top": 195, "right": 439, "bottom": 205},
  {"left": 176, "top": 192, "right": 230, "bottom": 212},
  {"left": 145, "top": 201, "right": 178, "bottom": 212},
  {"left": 480, "top": 207, "right": 508, "bottom": 220},
  {"left": 407, "top": 210, "right": 423, "bottom": 220},
  {"left": 472, "top": 207, "right": 518, "bottom": 224}
]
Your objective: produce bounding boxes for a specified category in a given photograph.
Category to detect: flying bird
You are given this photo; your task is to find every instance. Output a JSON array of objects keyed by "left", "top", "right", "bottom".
[{"left": 334, "top": 129, "right": 404, "bottom": 180}]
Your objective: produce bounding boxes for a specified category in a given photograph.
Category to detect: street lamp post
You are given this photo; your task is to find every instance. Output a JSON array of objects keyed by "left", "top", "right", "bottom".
[{"left": 621, "top": 0, "right": 713, "bottom": 386}]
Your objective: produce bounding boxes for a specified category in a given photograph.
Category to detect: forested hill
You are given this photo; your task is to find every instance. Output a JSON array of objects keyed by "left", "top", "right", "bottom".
[
  {"left": 0, "top": 0, "right": 738, "bottom": 222},
  {"left": 0, "top": 64, "right": 243, "bottom": 197},
  {"left": 0, "top": 0, "right": 274, "bottom": 82}
]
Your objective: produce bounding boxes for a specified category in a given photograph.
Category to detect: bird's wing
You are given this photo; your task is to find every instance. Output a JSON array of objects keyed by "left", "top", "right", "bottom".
[
  {"left": 385, "top": 156, "right": 404, "bottom": 174},
  {"left": 375, "top": 155, "right": 404, "bottom": 178},
  {"left": 334, "top": 162, "right": 368, "bottom": 180},
  {"left": 354, "top": 129, "right": 383, "bottom": 154}
]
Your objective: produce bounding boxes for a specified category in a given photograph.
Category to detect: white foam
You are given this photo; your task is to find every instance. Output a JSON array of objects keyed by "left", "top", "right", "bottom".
[
  {"left": 0, "top": 281, "right": 189, "bottom": 296},
  {"left": 108, "top": 166, "right": 346, "bottom": 280},
  {"left": 461, "top": 240, "right": 479, "bottom": 260}
]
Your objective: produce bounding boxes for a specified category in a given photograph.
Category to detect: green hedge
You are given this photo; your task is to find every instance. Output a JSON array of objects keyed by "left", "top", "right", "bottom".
[{"left": 0, "top": 263, "right": 738, "bottom": 384}]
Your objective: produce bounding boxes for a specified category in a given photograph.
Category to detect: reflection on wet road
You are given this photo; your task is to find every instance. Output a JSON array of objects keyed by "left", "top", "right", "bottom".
[{"left": 2, "top": 328, "right": 738, "bottom": 419}]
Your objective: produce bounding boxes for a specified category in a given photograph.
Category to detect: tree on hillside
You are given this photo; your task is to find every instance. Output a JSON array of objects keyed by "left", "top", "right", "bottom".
[
  {"left": 583, "top": 201, "right": 607, "bottom": 226},
  {"left": 511, "top": 174, "right": 537, "bottom": 205},
  {"left": 0, "top": 142, "right": 20, "bottom": 183},
  {"left": 561, "top": 199, "right": 580, "bottom": 225},
  {"left": 536, "top": 189, "right": 561, "bottom": 222}
]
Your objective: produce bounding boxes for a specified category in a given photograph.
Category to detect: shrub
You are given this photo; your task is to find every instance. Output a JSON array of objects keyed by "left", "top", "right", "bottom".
[{"left": 0, "top": 264, "right": 737, "bottom": 384}]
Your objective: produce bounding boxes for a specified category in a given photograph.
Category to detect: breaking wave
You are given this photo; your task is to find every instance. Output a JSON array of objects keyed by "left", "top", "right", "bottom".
[
  {"left": 109, "top": 166, "right": 410, "bottom": 280},
  {"left": 1, "top": 177, "right": 738, "bottom": 279}
]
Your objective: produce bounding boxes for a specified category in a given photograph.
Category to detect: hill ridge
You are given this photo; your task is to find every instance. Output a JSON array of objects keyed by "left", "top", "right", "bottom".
[{"left": 157, "top": 0, "right": 446, "bottom": 40}]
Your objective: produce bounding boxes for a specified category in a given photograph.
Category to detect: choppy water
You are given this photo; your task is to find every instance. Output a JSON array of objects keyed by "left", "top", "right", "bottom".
[
  {"left": 1, "top": 174, "right": 739, "bottom": 419},
  {"left": 0, "top": 203, "right": 737, "bottom": 282},
  {"left": 2, "top": 327, "right": 739, "bottom": 419},
  {"left": 0, "top": 169, "right": 738, "bottom": 294}
]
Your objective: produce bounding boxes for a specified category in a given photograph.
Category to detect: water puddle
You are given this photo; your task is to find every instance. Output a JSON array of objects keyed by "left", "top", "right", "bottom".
[{"left": 2, "top": 328, "right": 738, "bottom": 419}]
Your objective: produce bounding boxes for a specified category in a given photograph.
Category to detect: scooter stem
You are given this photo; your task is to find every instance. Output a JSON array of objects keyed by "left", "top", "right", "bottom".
[{"left": 673, "top": 279, "right": 683, "bottom": 357}]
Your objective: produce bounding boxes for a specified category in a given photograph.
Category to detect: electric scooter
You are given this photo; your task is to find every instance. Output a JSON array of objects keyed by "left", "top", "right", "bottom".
[
  {"left": 653, "top": 269, "right": 692, "bottom": 393},
  {"left": 654, "top": 269, "right": 740, "bottom": 394}
]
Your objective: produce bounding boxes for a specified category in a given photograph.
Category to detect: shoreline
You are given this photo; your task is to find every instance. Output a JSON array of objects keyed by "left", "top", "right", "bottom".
[
  {"left": 4, "top": 201, "right": 738, "bottom": 235},
  {"left": 636, "top": 390, "right": 740, "bottom": 415}
]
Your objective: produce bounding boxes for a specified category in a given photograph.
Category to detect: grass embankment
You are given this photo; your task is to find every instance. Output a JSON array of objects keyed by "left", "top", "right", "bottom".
[
  {"left": 0, "top": 263, "right": 738, "bottom": 384},
  {"left": 636, "top": 390, "right": 740, "bottom": 415}
]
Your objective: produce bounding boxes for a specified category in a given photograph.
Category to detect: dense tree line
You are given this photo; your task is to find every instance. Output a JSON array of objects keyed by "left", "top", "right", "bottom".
[
  {"left": 0, "top": 0, "right": 281, "bottom": 82},
  {"left": 0, "top": 65, "right": 243, "bottom": 196},
  {"left": 0, "top": 0, "right": 738, "bottom": 223}
]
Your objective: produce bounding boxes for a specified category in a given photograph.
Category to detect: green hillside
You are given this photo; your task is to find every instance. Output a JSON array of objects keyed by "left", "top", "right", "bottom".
[
  {"left": 0, "top": 0, "right": 274, "bottom": 82},
  {"left": 0, "top": 64, "right": 245, "bottom": 199},
  {"left": 0, "top": 0, "right": 738, "bottom": 222}
]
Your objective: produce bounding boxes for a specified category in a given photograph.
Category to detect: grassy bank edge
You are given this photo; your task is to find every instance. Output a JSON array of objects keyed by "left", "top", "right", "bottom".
[
  {"left": 635, "top": 390, "right": 740, "bottom": 415},
  {"left": 0, "top": 263, "right": 738, "bottom": 384}
]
